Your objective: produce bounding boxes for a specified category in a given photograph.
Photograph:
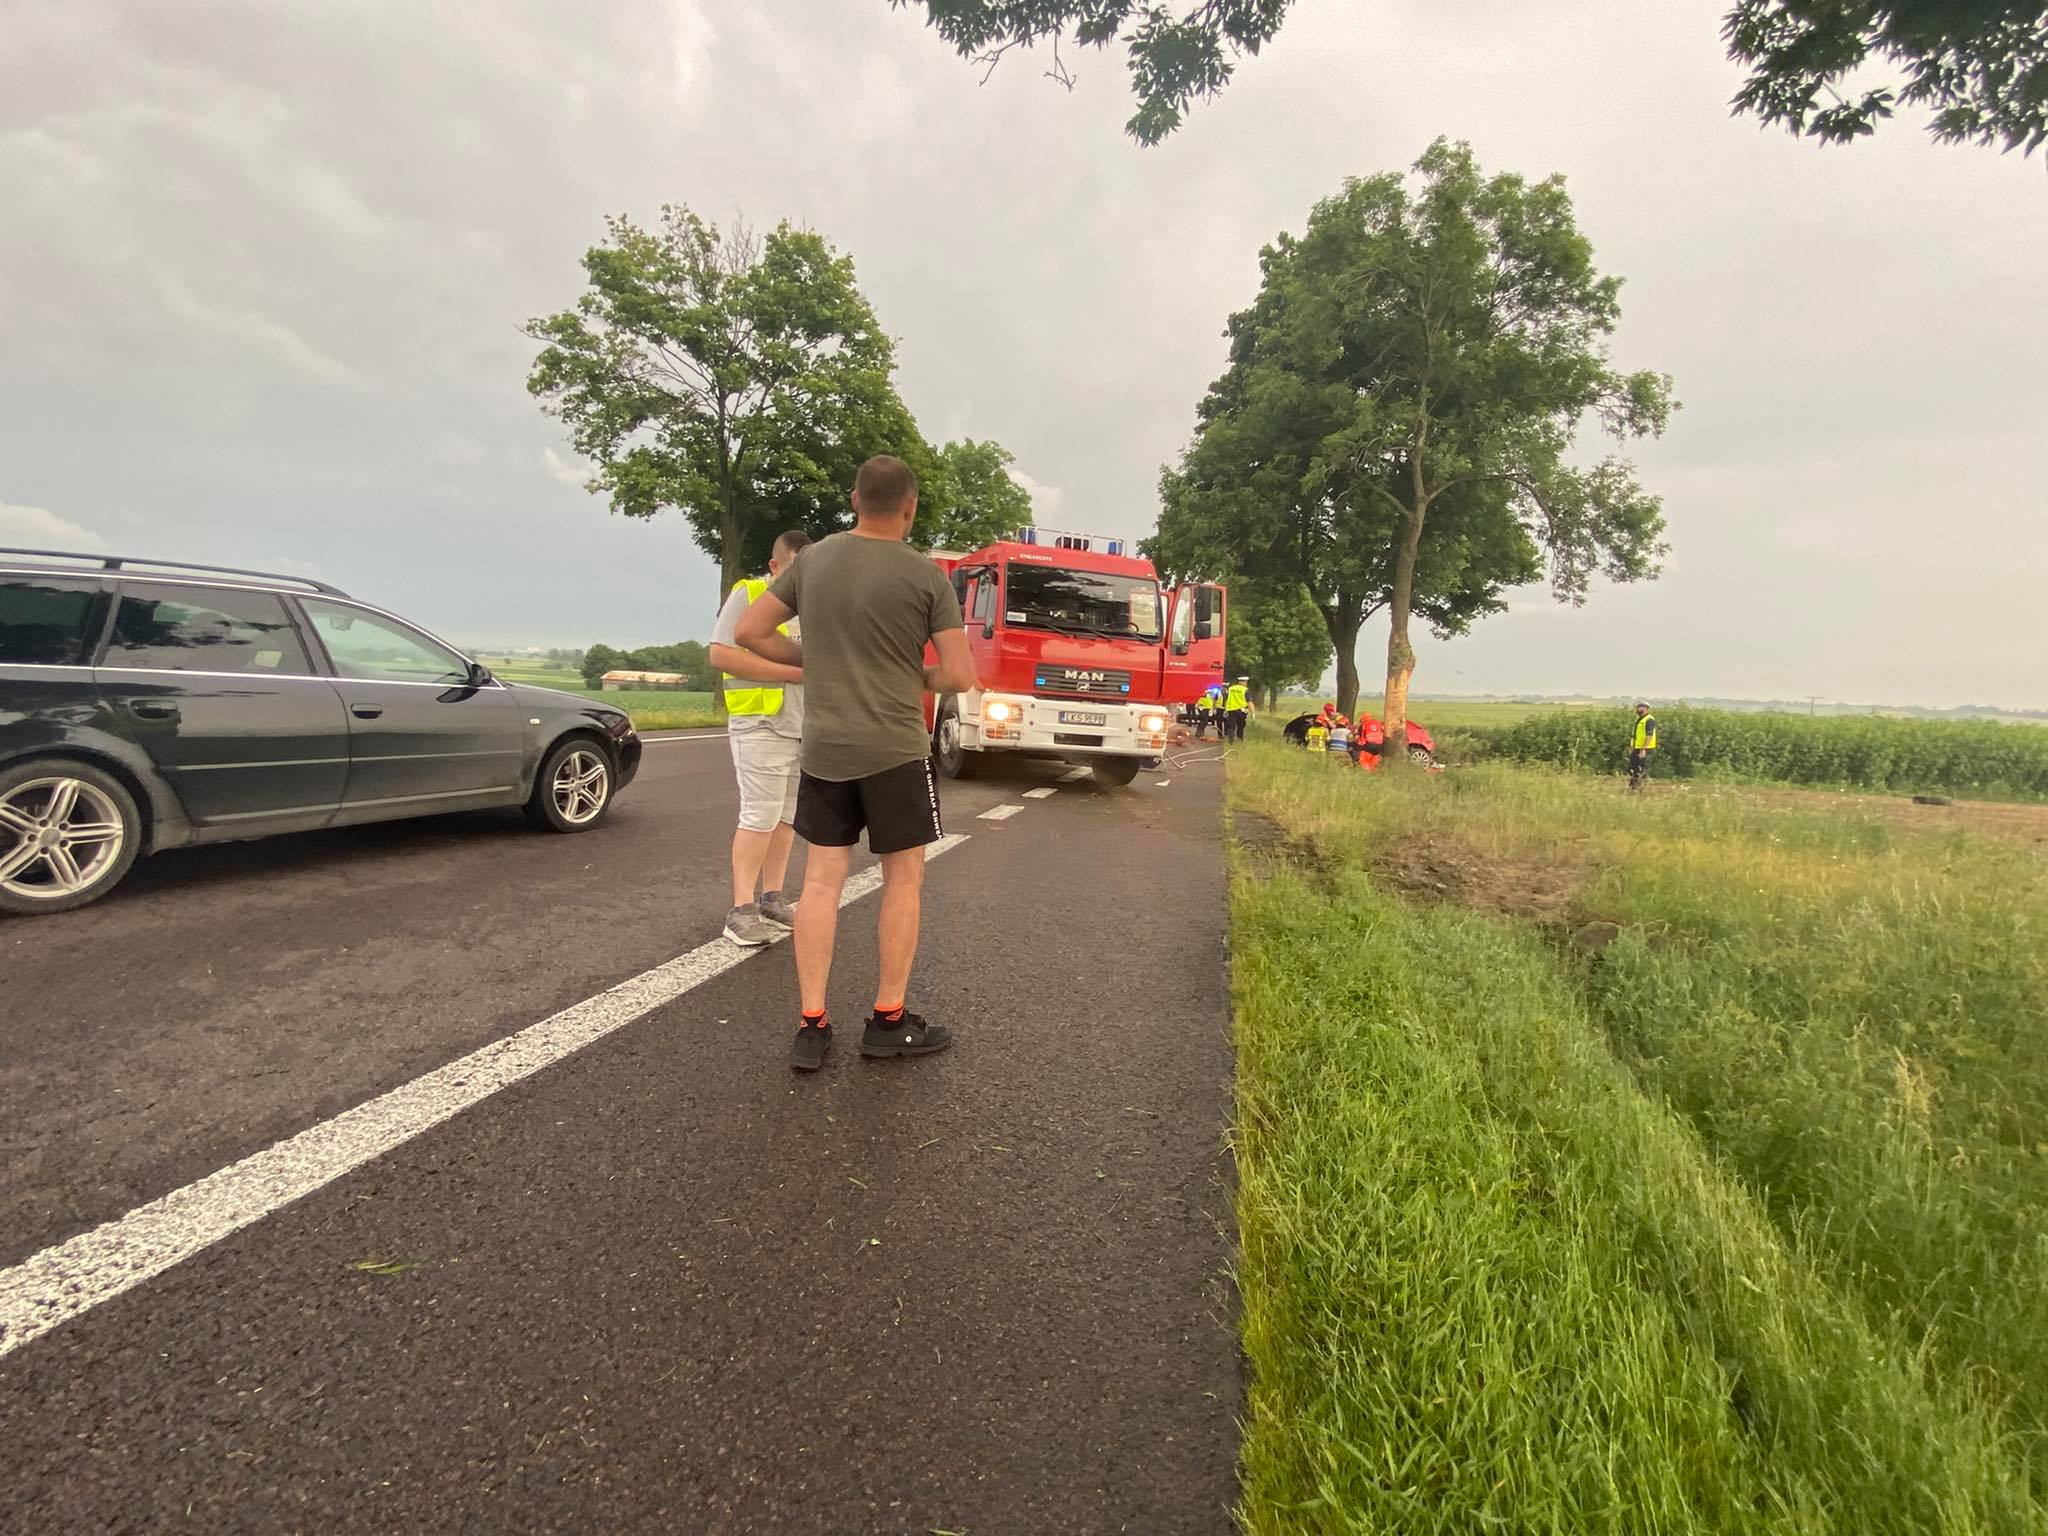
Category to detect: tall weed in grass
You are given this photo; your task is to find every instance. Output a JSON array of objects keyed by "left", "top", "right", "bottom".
[
  {"left": 1493, "top": 706, "right": 2048, "bottom": 799},
  {"left": 1232, "top": 859, "right": 2042, "bottom": 1532},
  {"left": 1233, "top": 746, "right": 2048, "bottom": 1503}
]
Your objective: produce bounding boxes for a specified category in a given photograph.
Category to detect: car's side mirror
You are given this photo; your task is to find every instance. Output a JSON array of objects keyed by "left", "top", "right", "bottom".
[{"left": 466, "top": 661, "right": 492, "bottom": 688}]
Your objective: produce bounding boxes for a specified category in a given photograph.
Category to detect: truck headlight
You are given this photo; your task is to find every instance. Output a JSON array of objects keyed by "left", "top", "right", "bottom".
[
  {"left": 985, "top": 699, "right": 1017, "bottom": 723},
  {"left": 1139, "top": 711, "right": 1169, "bottom": 733}
]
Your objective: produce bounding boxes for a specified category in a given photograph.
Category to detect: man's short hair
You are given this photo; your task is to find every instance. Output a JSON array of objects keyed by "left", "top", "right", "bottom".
[
  {"left": 854, "top": 455, "right": 918, "bottom": 514},
  {"left": 772, "top": 529, "right": 812, "bottom": 562}
]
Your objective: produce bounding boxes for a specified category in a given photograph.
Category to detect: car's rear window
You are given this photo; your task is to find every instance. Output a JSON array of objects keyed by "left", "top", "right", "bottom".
[
  {"left": 0, "top": 575, "right": 104, "bottom": 666},
  {"left": 106, "top": 582, "right": 310, "bottom": 675}
]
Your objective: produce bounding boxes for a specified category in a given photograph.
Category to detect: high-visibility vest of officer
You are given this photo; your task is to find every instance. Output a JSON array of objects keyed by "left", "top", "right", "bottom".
[
  {"left": 1631, "top": 705, "right": 1658, "bottom": 753},
  {"left": 1224, "top": 680, "right": 1249, "bottom": 712},
  {"left": 723, "top": 578, "right": 793, "bottom": 716}
]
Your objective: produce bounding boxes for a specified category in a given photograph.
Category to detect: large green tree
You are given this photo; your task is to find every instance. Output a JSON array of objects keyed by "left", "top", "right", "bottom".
[
  {"left": 526, "top": 208, "right": 913, "bottom": 602},
  {"left": 1225, "top": 579, "right": 1331, "bottom": 709},
  {"left": 1156, "top": 140, "right": 1672, "bottom": 743},
  {"left": 889, "top": 0, "right": 2048, "bottom": 155},
  {"left": 1150, "top": 296, "right": 1546, "bottom": 721},
  {"left": 922, "top": 438, "right": 1037, "bottom": 551}
]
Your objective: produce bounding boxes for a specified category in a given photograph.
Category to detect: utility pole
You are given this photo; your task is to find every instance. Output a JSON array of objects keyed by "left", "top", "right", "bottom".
[{"left": 1807, "top": 695, "right": 1820, "bottom": 717}]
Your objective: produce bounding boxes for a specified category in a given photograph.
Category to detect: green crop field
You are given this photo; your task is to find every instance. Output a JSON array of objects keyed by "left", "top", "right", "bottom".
[
  {"left": 1228, "top": 743, "right": 2048, "bottom": 1532},
  {"left": 473, "top": 656, "right": 722, "bottom": 730},
  {"left": 1492, "top": 705, "right": 2048, "bottom": 800}
]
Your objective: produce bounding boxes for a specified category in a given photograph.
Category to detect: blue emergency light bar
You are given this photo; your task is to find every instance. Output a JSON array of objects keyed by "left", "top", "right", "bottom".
[{"left": 1015, "top": 526, "right": 1127, "bottom": 557}]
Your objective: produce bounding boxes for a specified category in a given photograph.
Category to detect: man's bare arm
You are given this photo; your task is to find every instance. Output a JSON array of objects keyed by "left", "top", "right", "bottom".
[
  {"left": 707, "top": 643, "right": 801, "bottom": 686},
  {"left": 923, "top": 628, "right": 976, "bottom": 695},
  {"left": 734, "top": 591, "right": 802, "bottom": 666}
]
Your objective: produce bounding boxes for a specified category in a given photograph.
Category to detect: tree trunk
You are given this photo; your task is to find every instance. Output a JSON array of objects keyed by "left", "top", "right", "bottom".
[
  {"left": 714, "top": 466, "right": 743, "bottom": 718},
  {"left": 1320, "top": 591, "right": 1364, "bottom": 718},
  {"left": 1383, "top": 505, "right": 1426, "bottom": 752}
]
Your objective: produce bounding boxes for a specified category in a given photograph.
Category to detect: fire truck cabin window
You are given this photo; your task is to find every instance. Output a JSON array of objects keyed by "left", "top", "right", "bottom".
[{"left": 1004, "top": 564, "right": 1161, "bottom": 640}]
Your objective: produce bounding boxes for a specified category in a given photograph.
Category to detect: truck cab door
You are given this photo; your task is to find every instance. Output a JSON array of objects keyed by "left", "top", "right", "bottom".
[{"left": 1163, "top": 584, "right": 1226, "bottom": 703}]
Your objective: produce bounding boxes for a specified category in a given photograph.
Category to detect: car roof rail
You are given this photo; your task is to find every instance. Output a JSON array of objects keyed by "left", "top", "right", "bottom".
[{"left": 0, "top": 547, "right": 350, "bottom": 598}]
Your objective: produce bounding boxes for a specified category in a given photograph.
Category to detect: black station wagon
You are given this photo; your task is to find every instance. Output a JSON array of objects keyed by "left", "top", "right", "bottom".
[{"left": 0, "top": 549, "right": 642, "bottom": 914}]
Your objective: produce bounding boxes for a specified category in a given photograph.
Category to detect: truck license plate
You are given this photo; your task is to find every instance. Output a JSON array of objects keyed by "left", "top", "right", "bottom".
[{"left": 1058, "top": 709, "right": 1106, "bottom": 727}]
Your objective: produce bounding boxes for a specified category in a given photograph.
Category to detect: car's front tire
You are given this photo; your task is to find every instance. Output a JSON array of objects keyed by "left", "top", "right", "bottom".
[
  {"left": 526, "top": 736, "right": 615, "bottom": 832},
  {"left": 0, "top": 757, "right": 144, "bottom": 915}
]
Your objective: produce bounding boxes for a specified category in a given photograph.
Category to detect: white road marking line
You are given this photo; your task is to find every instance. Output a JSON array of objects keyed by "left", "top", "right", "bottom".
[
  {"left": 1022, "top": 787, "right": 1057, "bottom": 800},
  {"left": 0, "top": 833, "right": 969, "bottom": 1360},
  {"left": 977, "top": 804, "right": 1026, "bottom": 821},
  {"left": 641, "top": 731, "right": 725, "bottom": 743},
  {"left": 1155, "top": 780, "right": 1172, "bottom": 787},
  {"left": 1058, "top": 767, "right": 1091, "bottom": 783}
]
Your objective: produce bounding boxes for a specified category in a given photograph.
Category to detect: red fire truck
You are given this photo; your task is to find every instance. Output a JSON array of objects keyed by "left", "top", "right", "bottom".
[{"left": 923, "top": 527, "right": 1228, "bottom": 786}]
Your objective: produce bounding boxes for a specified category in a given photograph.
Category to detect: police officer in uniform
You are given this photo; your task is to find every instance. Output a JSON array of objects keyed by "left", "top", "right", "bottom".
[
  {"left": 1223, "top": 676, "right": 1251, "bottom": 742},
  {"left": 1628, "top": 701, "right": 1658, "bottom": 792}
]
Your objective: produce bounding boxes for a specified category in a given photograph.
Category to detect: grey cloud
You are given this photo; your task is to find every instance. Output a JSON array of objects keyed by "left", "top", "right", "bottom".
[{"left": 1, "top": 0, "right": 2041, "bottom": 704}]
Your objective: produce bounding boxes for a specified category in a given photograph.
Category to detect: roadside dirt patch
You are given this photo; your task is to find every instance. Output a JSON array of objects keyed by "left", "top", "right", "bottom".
[
  {"left": 1369, "top": 834, "right": 1593, "bottom": 930},
  {"left": 1231, "top": 809, "right": 1339, "bottom": 891}
]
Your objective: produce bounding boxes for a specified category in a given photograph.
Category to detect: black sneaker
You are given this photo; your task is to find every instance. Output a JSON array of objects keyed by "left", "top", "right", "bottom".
[
  {"left": 790, "top": 1020, "right": 831, "bottom": 1072},
  {"left": 860, "top": 1010, "right": 953, "bottom": 1059}
]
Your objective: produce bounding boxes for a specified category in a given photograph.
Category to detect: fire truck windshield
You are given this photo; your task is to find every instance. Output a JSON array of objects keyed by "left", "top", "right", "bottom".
[{"left": 1004, "top": 564, "right": 1162, "bottom": 640}]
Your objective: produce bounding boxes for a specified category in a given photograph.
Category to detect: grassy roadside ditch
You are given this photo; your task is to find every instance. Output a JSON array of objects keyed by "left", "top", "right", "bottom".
[{"left": 1226, "top": 742, "right": 2048, "bottom": 1533}]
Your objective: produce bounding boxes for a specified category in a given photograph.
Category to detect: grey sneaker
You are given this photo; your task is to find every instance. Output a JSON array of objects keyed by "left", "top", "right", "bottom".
[
  {"left": 723, "top": 903, "right": 780, "bottom": 947},
  {"left": 759, "top": 890, "right": 798, "bottom": 928}
]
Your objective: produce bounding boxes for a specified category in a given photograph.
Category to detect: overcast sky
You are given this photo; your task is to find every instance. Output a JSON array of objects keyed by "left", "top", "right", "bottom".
[{"left": 2, "top": 0, "right": 2042, "bottom": 708}]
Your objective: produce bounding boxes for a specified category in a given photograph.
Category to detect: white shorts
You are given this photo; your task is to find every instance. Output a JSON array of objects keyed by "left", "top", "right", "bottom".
[{"left": 730, "top": 726, "right": 801, "bottom": 832}]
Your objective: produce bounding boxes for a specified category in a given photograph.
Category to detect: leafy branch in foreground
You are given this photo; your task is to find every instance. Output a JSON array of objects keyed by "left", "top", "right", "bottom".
[{"left": 888, "top": 0, "right": 2048, "bottom": 157}]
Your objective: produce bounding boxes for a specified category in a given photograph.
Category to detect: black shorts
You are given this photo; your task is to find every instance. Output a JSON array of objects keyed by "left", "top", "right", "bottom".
[{"left": 794, "top": 757, "right": 944, "bottom": 855}]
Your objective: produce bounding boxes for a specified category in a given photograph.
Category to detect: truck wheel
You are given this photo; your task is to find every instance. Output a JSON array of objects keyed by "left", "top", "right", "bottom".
[
  {"left": 932, "top": 700, "right": 976, "bottom": 780},
  {"left": 1092, "top": 758, "right": 1141, "bottom": 788},
  {"left": 0, "top": 757, "right": 144, "bottom": 915}
]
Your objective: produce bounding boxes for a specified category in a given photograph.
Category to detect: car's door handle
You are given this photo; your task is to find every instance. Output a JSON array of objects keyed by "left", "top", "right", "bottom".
[
  {"left": 350, "top": 704, "right": 384, "bottom": 720},
  {"left": 127, "top": 700, "right": 180, "bottom": 721}
]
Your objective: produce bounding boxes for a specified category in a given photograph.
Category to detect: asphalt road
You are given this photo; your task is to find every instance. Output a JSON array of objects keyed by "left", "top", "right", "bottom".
[{"left": 0, "top": 735, "right": 1240, "bottom": 1532}]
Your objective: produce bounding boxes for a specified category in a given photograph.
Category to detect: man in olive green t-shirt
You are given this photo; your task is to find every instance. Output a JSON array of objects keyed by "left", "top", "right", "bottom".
[{"left": 737, "top": 455, "right": 977, "bottom": 1073}]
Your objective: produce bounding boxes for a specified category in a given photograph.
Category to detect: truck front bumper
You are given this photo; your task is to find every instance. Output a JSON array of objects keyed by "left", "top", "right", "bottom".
[{"left": 962, "top": 693, "right": 1172, "bottom": 759}]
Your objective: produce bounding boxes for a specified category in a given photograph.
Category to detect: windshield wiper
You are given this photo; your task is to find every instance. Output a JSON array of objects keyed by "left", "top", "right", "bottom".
[{"left": 1036, "top": 618, "right": 1137, "bottom": 641}]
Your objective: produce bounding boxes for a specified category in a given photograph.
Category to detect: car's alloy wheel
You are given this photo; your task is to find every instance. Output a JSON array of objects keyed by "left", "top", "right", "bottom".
[
  {"left": 0, "top": 775, "right": 128, "bottom": 905},
  {"left": 551, "top": 748, "right": 610, "bottom": 826}
]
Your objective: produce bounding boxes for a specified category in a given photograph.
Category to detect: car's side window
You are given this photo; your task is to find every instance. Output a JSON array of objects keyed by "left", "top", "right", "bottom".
[
  {"left": 106, "top": 582, "right": 309, "bottom": 674},
  {"left": 0, "top": 576, "right": 104, "bottom": 666},
  {"left": 301, "top": 598, "right": 471, "bottom": 685}
]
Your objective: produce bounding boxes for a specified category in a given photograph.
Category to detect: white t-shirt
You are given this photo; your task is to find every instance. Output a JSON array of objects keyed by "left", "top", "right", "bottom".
[{"left": 710, "top": 583, "right": 802, "bottom": 740}]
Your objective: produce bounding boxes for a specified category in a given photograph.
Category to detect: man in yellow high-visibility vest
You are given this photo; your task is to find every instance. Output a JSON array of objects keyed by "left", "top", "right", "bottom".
[
  {"left": 708, "top": 530, "right": 811, "bottom": 946},
  {"left": 1628, "top": 701, "right": 1658, "bottom": 793},
  {"left": 1223, "top": 677, "right": 1251, "bottom": 742}
]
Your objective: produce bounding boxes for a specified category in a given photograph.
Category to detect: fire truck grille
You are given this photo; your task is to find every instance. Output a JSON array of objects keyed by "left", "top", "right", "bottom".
[{"left": 1033, "top": 666, "right": 1134, "bottom": 697}]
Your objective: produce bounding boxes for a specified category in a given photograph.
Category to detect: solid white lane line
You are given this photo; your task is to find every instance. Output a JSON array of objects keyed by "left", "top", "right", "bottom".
[
  {"left": 1022, "top": 787, "right": 1057, "bottom": 800},
  {"left": 0, "top": 833, "right": 969, "bottom": 1361},
  {"left": 1155, "top": 780, "right": 1172, "bottom": 787},
  {"left": 977, "top": 804, "right": 1026, "bottom": 821},
  {"left": 641, "top": 732, "right": 725, "bottom": 744},
  {"left": 1058, "top": 768, "right": 1091, "bottom": 783}
]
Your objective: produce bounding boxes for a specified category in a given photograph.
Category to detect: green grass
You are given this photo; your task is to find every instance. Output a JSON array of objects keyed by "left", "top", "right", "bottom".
[
  {"left": 1229, "top": 744, "right": 2048, "bottom": 1532},
  {"left": 474, "top": 656, "right": 722, "bottom": 730}
]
